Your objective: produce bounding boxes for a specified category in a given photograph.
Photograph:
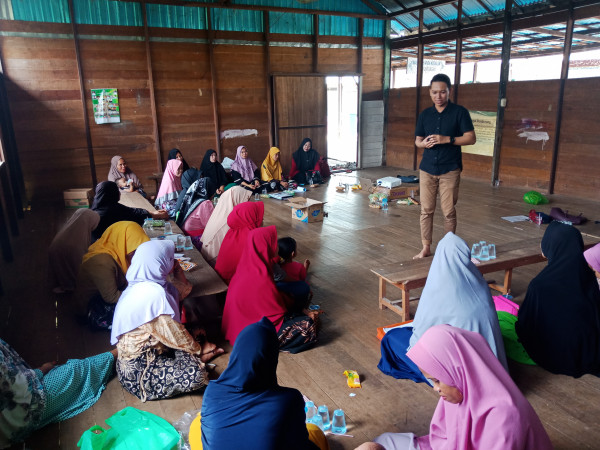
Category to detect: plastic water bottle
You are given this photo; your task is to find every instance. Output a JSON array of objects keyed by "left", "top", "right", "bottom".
[
  {"left": 305, "top": 401, "right": 317, "bottom": 424},
  {"left": 381, "top": 198, "right": 388, "bottom": 211}
]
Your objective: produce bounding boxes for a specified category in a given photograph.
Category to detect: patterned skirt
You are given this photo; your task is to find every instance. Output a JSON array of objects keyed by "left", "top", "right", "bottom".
[
  {"left": 117, "top": 348, "right": 207, "bottom": 402},
  {"left": 277, "top": 313, "right": 317, "bottom": 354}
]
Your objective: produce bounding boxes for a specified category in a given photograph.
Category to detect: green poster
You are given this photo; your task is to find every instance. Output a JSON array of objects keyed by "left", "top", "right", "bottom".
[{"left": 91, "top": 88, "right": 120, "bottom": 124}]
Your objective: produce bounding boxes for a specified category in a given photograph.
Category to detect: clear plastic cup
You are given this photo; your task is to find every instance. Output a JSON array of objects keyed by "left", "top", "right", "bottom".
[
  {"left": 488, "top": 243, "right": 496, "bottom": 259},
  {"left": 305, "top": 401, "right": 317, "bottom": 423},
  {"left": 164, "top": 222, "right": 172, "bottom": 235},
  {"left": 184, "top": 236, "right": 193, "bottom": 250},
  {"left": 318, "top": 405, "right": 331, "bottom": 430},
  {"left": 254, "top": 193, "right": 260, "bottom": 201},
  {"left": 331, "top": 409, "right": 347, "bottom": 434},
  {"left": 479, "top": 245, "right": 490, "bottom": 261},
  {"left": 471, "top": 243, "right": 482, "bottom": 258},
  {"left": 479, "top": 240, "right": 487, "bottom": 248},
  {"left": 176, "top": 235, "right": 185, "bottom": 252}
]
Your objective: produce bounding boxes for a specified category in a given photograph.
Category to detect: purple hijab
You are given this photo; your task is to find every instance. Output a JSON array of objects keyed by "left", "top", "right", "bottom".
[{"left": 230, "top": 146, "right": 258, "bottom": 181}]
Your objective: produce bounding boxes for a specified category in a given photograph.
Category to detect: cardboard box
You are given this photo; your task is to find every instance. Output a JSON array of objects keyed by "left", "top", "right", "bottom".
[
  {"left": 63, "top": 188, "right": 93, "bottom": 209},
  {"left": 374, "top": 186, "right": 419, "bottom": 200},
  {"left": 287, "top": 197, "right": 326, "bottom": 223}
]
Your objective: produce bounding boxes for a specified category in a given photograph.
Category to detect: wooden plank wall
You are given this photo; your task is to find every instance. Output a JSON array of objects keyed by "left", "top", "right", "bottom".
[
  {"left": 0, "top": 22, "right": 384, "bottom": 201},
  {"left": 386, "top": 78, "right": 599, "bottom": 200}
]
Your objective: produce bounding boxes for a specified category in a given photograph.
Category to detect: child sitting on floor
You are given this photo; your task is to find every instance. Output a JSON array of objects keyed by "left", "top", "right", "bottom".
[
  {"left": 115, "top": 177, "right": 134, "bottom": 192},
  {"left": 277, "top": 236, "right": 310, "bottom": 282}
]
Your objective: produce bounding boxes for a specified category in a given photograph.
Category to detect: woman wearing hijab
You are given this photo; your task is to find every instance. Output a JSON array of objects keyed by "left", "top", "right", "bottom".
[
  {"left": 154, "top": 159, "right": 183, "bottom": 218},
  {"left": 168, "top": 148, "right": 190, "bottom": 172},
  {"left": 175, "top": 169, "right": 217, "bottom": 238},
  {"left": 111, "top": 240, "right": 222, "bottom": 402},
  {"left": 74, "top": 221, "right": 149, "bottom": 328},
  {"left": 0, "top": 340, "right": 116, "bottom": 447},
  {"left": 584, "top": 242, "right": 600, "bottom": 289},
  {"left": 516, "top": 222, "right": 600, "bottom": 377},
  {"left": 260, "top": 147, "right": 288, "bottom": 191},
  {"left": 378, "top": 232, "right": 507, "bottom": 383},
  {"left": 200, "top": 149, "right": 229, "bottom": 195},
  {"left": 289, "top": 138, "right": 320, "bottom": 185},
  {"left": 200, "top": 186, "right": 252, "bottom": 266},
  {"left": 107, "top": 155, "right": 145, "bottom": 196},
  {"left": 198, "top": 318, "right": 327, "bottom": 450},
  {"left": 222, "top": 226, "right": 317, "bottom": 354},
  {"left": 215, "top": 202, "right": 264, "bottom": 284},
  {"left": 48, "top": 209, "right": 100, "bottom": 294},
  {"left": 230, "top": 145, "right": 261, "bottom": 193},
  {"left": 91, "top": 181, "right": 167, "bottom": 241},
  {"left": 365, "top": 325, "right": 553, "bottom": 450}
]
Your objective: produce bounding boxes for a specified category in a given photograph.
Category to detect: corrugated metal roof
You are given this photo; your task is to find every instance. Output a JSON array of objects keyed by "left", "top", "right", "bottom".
[
  {"left": 11, "top": 0, "right": 69, "bottom": 23},
  {"left": 74, "top": 0, "right": 141, "bottom": 26},
  {"left": 269, "top": 11, "right": 313, "bottom": 34},
  {"left": 211, "top": 7, "right": 263, "bottom": 32}
]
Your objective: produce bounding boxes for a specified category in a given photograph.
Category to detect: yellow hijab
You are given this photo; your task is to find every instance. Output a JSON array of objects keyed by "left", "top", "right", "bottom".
[
  {"left": 82, "top": 221, "right": 150, "bottom": 274},
  {"left": 260, "top": 147, "right": 283, "bottom": 182}
]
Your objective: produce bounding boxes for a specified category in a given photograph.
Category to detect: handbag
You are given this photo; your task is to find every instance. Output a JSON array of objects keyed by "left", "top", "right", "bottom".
[{"left": 305, "top": 170, "right": 323, "bottom": 185}]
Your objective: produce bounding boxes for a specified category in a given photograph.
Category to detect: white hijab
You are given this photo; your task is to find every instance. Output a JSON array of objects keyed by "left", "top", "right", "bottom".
[{"left": 110, "top": 240, "right": 180, "bottom": 345}]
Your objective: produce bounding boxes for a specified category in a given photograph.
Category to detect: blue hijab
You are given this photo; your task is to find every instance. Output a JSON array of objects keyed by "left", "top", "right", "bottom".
[
  {"left": 201, "top": 318, "right": 318, "bottom": 450},
  {"left": 379, "top": 232, "right": 508, "bottom": 382}
]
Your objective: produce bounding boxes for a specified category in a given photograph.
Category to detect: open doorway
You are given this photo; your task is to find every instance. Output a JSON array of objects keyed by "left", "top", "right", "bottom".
[{"left": 326, "top": 76, "right": 359, "bottom": 168}]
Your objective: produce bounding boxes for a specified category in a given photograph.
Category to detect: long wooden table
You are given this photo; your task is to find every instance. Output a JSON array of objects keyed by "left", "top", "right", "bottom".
[
  {"left": 119, "top": 191, "right": 228, "bottom": 297},
  {"left": 371, "top": 238, "right": 599, "bottom": 321}
]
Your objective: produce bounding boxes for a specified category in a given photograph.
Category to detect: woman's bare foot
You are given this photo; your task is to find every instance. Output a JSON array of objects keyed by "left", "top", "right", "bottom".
[
  {"left": 413, "top": 245, "right": 432, "bottom": 260},
  {"left": 200, "top": 342, "right": 225, "bottom": 363},
  {"left": 304, "top": 259, "right": 311, "bottom": 271}
]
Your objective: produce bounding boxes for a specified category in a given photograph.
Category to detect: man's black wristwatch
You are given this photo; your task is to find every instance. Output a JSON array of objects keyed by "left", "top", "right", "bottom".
[{"left": 450, "top": 136, "right": 456, "bottom": 144}]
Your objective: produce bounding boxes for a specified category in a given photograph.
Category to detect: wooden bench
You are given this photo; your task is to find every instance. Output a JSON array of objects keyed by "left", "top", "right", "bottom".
[
  {"left": 371, "top": 239, "right": 599, "bottom": 321},
  {"left": 119, "top": 191, "right": 228, "bottom": 297}
]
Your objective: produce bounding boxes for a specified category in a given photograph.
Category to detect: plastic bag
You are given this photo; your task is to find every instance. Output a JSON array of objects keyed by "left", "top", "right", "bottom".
[
  {"left": 523, "top": 190, "right": 548, "bottom": 205},
  {"left": 77, "top": 406, "right": 182, "bottom": 450},
  {"left": 171, "top": 409, "right": 202, "bottom": 450}
]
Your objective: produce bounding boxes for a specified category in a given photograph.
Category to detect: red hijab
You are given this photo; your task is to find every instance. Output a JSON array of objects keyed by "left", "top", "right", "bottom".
[
  {"left": 222, "top": 226, "right": 287, "bottom": 345},
  {"left": 215, "top": 202, "right": 264, "bottom": 283}
]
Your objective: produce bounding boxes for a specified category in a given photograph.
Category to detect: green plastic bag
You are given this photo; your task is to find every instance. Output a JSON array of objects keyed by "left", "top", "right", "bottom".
[
  {"left": 523, "top": 190, "right": 548, "bottom": 205},
  {"left": 77, "top": 407, "right": 181, "bottom": 450},
  {"left": 497, "top": 311, "right": 536, "bottom": 366}
]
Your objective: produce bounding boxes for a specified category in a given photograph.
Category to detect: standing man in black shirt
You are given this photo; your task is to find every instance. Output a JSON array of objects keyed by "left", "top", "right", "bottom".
[{"left": 413, "top": 74, "right": 476, "bottom": 259}]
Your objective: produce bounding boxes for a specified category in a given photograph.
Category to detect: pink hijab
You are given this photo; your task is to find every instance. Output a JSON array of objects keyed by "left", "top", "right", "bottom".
[
  {"left": 230, "top": 145, "right": 258, "bottom": 181},
  {"left": 584, "top": 242, "right": 600, "bottom": 273},
  {"left": 407, "top": 325, "right": 553, "bottom": 450},
  {"left": 156, "top": 159, "right": 183, "bottom": 202},
  {"left": 182, "top": 200, "right": 214, "bottom": 236}
]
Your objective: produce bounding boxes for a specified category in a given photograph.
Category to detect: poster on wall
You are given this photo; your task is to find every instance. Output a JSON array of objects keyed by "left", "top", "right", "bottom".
[
  {"left": 91, "top": 88, "right": 120, "bottom": 124},
  {"left": 465, "top": 110, "right": 496, "bottom": 157}
]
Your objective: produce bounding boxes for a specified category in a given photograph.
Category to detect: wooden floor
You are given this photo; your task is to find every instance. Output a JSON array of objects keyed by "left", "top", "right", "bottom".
[{"left": 2, "top": 167, "right": 600, "bottom": 450}]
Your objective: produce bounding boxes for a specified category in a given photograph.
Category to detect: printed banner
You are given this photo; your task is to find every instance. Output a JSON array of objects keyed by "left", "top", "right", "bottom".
[
  {"left": 465, "top": 110, "right": 496, "bottom": 157},
  {"left": 91, "top": 88, "right": 120, "bottom": 124}
]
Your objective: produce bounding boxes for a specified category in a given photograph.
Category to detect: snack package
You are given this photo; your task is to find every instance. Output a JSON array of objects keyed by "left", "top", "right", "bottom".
[{"left": 343, "top": 370, "right": 361, "bottom": 388}]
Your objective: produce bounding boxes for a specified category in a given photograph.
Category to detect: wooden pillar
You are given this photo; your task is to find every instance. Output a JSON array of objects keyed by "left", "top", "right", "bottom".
[
  {"left": 453, "top": 0, "right": 463, "bottom": 102},
  {"left": 549, "top": 2, "right": 574, "bottom": 194},
  {"left": 357, "top": 18, "right": 364, "bottom": 74},
  {"left": 141, "top": 3, "right": 163, "bottom": 172},
  {"left": 0, "top": 163, "right": 13, "bottom": 262},
  {"left": 413, "top": 10, "right": 424, "bottom": 171},
  {"left": 382, "top": 20, "right": 392, "bottom": 167},
  {"left": 263, "top": 11, "right": 274, "bottom": 147},
  {"left": 207, "top": 8, "right": 222, "bottom": 158},
  {"left": 313, "top": 14, "right": 319, "bottom": 73},
  {"left": 68, "top": 0, "right": 97, "bottom": 188},
  {"left": 490, "top": 0, "right": 513, "bottom": 185}
]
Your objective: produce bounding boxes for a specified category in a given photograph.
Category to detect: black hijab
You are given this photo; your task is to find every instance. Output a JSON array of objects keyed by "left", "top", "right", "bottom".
[
  {"left": 168, "top": 148, "right": 190, "bottom": 172},
  {"left": 200, "top": 317, "right": 318, "bottom": 450},
  {"left": 175, "top": 169, "right": 217, "bottom": 226},
  {"left": 91, "top": 181, "right": 150, "bottom": 240},
  {"left": 516, "top": 222, "right": 600, "bottom": 377},
  {"left": 200, "top": 149, "right": 228, "bottom": 188},
  {"left": 292, "top": 138, "right": 320, "bottom": 174}
]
